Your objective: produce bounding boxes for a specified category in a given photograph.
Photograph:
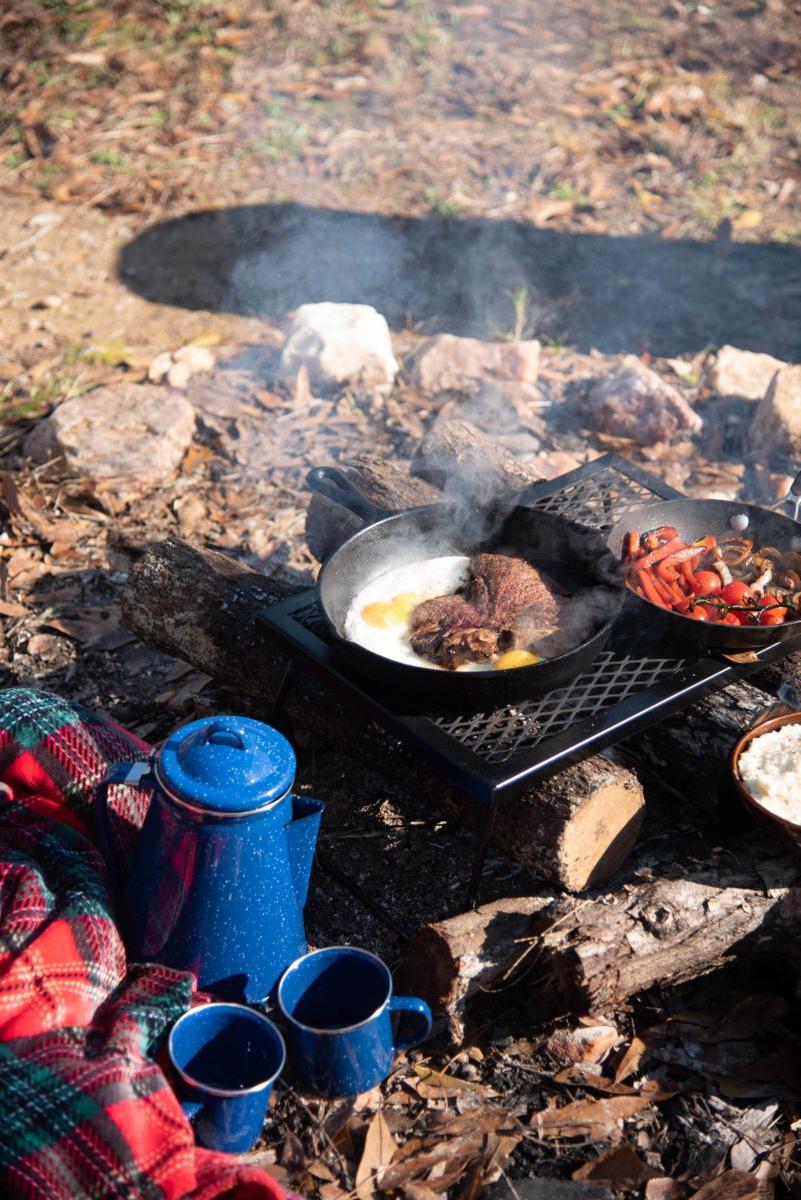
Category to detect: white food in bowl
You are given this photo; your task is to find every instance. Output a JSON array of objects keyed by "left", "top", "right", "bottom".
[{"left": 738, "top": 721, "right": 801, "bottom": 823}]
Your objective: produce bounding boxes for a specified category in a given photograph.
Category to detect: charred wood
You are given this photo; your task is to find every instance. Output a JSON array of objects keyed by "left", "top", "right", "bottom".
[
  {"left": 305, "top": 453, "right": 440, "bottom": 562},
  {"left": 412, "top": 417, "right": 540, "bottom": 494}
]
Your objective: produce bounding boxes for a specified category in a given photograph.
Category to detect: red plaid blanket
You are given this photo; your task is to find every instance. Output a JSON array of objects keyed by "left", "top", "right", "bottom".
[{"left": 0, "top": 687, "right": 290, "bottom": 1200}]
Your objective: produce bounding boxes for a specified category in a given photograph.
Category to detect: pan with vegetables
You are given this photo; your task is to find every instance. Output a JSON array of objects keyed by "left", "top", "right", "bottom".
[{"left": 607, "top": 497, "right": 801, "bottom": 650}]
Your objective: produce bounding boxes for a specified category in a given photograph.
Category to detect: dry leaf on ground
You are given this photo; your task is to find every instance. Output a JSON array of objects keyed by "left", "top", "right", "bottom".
[
  {"left": 532, "top": 1095, "right": 656, "bottom": 1141},
  {"left": 356, "top": 1110, "right": 396, "bottom": 1200},
  {"left": 573, "top": 1142, "right": 661, "bottom": 1185}
]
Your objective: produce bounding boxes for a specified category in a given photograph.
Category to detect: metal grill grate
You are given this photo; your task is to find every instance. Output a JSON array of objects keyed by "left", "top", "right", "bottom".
[
  {"left": 431, "top": 650, "right": 687, "bottom": 764},
  {"left": 259, "top": 453, "right": 801, "bottom": 803},
  {"left": 527, "top": 464, "right": 664, "bottom": 530}
]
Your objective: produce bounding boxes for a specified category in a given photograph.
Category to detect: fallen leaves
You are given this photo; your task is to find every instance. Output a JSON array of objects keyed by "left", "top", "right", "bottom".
[
  {"left": 532, "top": 1094, "right": 656, "bottom": 1142},
  {"left": 356, "top": 1110, "right": 396, "bottom": 1200},
  {"left": 573, "top": 1141, "right": 661, "bottom": 1186}
]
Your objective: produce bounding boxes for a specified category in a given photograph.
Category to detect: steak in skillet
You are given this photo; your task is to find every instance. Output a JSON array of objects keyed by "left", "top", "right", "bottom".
[
  {"left": 409, "top": 595, "right": 499, "bottom": 669},
  {"left": 410, "top": 553, "right": 561, "bottom": 669}
]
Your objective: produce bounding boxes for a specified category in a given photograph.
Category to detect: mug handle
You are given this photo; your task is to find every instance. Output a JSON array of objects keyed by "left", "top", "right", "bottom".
[{"left": 390, "top": 996, "right": 432, "bottom": 1052}]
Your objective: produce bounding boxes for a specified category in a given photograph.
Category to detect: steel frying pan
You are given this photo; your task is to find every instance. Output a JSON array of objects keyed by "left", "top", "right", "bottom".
[
  {"left": 307, "top": 466, "right": 625, "bottom": 706},
  {"left": 607, "top": 496, "right": 801, "bottom": 651}
]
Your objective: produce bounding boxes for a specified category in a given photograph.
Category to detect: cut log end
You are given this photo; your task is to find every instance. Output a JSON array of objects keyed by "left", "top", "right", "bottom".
[
  {"left": 557, "top": 772, "right": 646, "bottom": 892},
  {"left": 492, "top": 760, "right": 645, "bottom": 893}
]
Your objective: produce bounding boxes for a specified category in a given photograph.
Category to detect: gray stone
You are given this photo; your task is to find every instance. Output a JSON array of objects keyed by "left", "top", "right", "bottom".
[
  {"left": 709, "top": 345, "right": 784, "bottom": 400},
  {"left": 279, "top": 302, "right": 398, "bottom": 390},
  {"left": 24, "top": 382, "right": 195, "bottom": 503},
  {"left": 588, "top": 356, "right": 702, "bottom": 446},
  {"left": 749, "top": 364, "right": 801, "bottom": 463}
]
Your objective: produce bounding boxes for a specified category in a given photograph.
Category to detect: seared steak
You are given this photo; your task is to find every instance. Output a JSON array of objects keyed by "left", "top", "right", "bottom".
[
  {"left": 410, "top": 553, "right": 561, "bottom": 669},
  {"left": 410, "top": 595, "right": 499, "bottom": 669}
]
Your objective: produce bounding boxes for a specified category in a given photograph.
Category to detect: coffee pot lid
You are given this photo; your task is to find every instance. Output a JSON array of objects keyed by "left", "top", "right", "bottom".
[{"left": 157, "top": 716, "right": 296, "bottom": 814}]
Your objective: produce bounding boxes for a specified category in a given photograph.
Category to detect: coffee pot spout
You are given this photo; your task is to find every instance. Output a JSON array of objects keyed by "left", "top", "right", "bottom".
[{"left": 286, "top": 796, "right": 324, "bottom": 907}]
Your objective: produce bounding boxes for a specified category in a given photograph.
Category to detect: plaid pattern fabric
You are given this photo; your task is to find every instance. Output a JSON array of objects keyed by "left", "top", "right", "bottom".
[{"left": 0, "top": 687, "right": 290, "bottom": 1200}]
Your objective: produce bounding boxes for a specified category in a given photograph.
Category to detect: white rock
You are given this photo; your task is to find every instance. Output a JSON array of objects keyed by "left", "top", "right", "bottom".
[
  {"left": 173, "top": 344, "right": 215, "bottom": 373},
  {"left": 709, "top": 345, "right": 785, "bottom": 400},
  {"left": 167, "top": 360, "right": 192, "bottom": 390},
  {"left": 23, "top": 383, "right": 195, "bottom": 504},
  {"left": 749, "top": 365, "right": 801, "bottom": 462},
  {"left": 279, "top": 303, "right": 398, "bottom": 390},
  {"left": 148, "top": 351, "right": 173, "bottom": 383}
]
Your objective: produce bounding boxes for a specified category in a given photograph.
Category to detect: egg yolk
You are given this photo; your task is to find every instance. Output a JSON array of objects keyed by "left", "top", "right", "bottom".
[
  {"left": 493, "top": 650, "right": 541, "bottom": 670},
  {"left": 360, "top": 593, "right": 420, "bottom": 628}
]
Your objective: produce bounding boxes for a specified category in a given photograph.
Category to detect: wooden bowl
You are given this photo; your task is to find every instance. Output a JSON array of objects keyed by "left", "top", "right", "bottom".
[{"left": 731, "top": 711, "right": 801, "bottom": 850}]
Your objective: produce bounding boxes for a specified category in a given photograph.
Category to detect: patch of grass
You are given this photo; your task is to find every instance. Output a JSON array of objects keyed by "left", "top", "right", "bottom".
[
  {"left": 756, "top": 103, "right": 785, "bottom": 132},
  {"left": 405, "top": 1, "right": 440, "bottom": 53},
  {"left": 548, "top": 180, "right": 576, "bottom": 201},
  {"left": 492, "top": 286, "right": 534, "bottom": 343},
  {"left": 604, "top": 11, "right": 660, "bottom": 33},
  {"left": 0, "top": 374, "right": 89, "bottom": 424},
  {"left": 605, "top": 99, "right": 634, "bottom": 123},
  {"left": 423, "top": 186, "right": 460, "bottom": 217},
  {"left": 90, "top": 148, "right": 129, "bottom": 171},
  {"left": 142, "top": 107, "right": 169, "bottom": 128}
]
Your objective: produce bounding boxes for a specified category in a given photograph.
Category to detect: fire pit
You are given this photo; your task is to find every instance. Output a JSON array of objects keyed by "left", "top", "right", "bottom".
[
  {"left": 261, "top": 453, "right": 801, "bottom": 804},
  {"left": 260, "top": 453, "right": 801, "bottom": 904}
]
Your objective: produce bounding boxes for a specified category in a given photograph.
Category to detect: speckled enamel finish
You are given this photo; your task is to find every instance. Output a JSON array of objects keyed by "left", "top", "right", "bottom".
[
  {"left": 277, "top": 946, "right": 432, "bottom": 1098},
  {"left": 168, "top": 1003, "right": 285, "bottom": 1153},
  {"left": 97, "top": 716, "right": 324, "bottom": 1002}
]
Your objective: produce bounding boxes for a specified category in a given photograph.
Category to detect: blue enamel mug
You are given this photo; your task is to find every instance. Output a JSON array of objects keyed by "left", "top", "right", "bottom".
[
  {"left": 168, "top": 1002, "right": 285, "bottom": 1153},
  {"left": 277, "top": 946, "right": 432, "bottom": 1097}
]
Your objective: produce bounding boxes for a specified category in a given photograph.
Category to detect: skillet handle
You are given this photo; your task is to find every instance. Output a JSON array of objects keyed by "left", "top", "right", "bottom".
[{"left": 306, "top": 466, "right": 394, "bottom": 524}]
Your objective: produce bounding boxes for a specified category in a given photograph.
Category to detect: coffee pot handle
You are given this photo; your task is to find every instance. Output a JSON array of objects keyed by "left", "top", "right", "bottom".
[
  {"left": 390, "top": 995, "right": 433, "bottom": 1052},
  {"left": 93, "top": 760, "right": 154, "bottom": 890}
]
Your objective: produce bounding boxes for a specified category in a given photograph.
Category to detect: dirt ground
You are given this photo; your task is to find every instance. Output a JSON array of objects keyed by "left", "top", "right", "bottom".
[{"left": 2, "top": 1, "right": 801, "bottom": 1197}]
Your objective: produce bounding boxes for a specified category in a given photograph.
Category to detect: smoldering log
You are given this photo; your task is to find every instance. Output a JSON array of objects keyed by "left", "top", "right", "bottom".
[
  {"left": 404, "top": 677, "right": 801, "bottom": 1040},
  {"left": 411, "top": 416, "right": 540, "bottom": 494},
  {"left": 305, "top": 453, "right": 441, "bottom": 563},
  {"left": 121, "top": 535, "right": 644, "bottom": 892}
]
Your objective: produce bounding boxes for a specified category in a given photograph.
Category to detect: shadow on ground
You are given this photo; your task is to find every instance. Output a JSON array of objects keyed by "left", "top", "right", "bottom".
[{"left": 120, "top": 203, "right": 801, "bottom": 359}]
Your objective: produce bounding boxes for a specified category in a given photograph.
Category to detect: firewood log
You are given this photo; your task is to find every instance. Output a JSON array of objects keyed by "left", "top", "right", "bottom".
[
  {"left": 121, "top": 536, "right": 643, "bottom": 892},
  {"left": 305, "top": 453, "right": 441, "bottom": 562},
  {"left": 404, "top": 677, "right": 801, "bottom": 1040},
  {"left": 405, "top": 839, "right": 801, "bottom": 1042},
  {"left": 411, "top": 416, "right": 540, "bottom": 494}
]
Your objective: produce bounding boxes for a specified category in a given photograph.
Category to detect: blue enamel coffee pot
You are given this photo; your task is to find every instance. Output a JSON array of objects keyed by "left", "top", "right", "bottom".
[{"left": 95, "top": 716, "right": 323, "bottom": 1003}]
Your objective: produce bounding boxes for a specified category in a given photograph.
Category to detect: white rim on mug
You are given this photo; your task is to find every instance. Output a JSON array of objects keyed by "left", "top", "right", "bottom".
[
  {"left": 168, "top": 1001, "right": 286, "bottom": 1098},
  {"left": 277, "top": 945, "right": 393, "bottom": 1036}
]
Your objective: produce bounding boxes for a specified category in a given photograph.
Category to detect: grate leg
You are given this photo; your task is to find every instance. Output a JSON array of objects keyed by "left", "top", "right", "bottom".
[
  {"left": 464, "top": 802, "right": 497, "bottom": 910},
  {"left": 264, "top": 658, "right": 294, "bottom": 724},
  {"left": 318, "top": 852, "right": 413, "bottom": 942}
]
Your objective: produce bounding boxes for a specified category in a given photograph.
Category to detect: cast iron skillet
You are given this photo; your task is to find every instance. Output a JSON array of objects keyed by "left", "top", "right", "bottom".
[
  {"left": 307, "top": 466, "right": 625, "bottom": 706},
  {"left": 607, "top": 497, "right": 801, "bottom": 651}
]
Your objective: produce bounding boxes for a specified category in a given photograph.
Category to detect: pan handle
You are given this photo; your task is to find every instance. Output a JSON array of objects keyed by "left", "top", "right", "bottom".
[
  {"left": 306, "top": 466, "right": 394, "bottom": 524},
  {"left": 770, "top": 469, "right": 801, "bottom": 523}
]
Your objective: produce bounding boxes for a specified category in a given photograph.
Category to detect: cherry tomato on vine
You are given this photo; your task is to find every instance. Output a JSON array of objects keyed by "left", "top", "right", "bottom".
[
  {"left": 760, "top": 606, "right": 789, "bottom": 625},
  {"left": 690, "top": 603, "right": 719, "bottom": 622},
  {"left": 720, "top": 581, "right": 753, "bottom": 606},
  {"left": 693, "top": 570, "right": 721, "bottom": 596}
]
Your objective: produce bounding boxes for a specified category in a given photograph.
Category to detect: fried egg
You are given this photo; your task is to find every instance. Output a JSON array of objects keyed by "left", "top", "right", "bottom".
[{"left": 344, "top": 556, "right": 474, "bottom": 670}]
